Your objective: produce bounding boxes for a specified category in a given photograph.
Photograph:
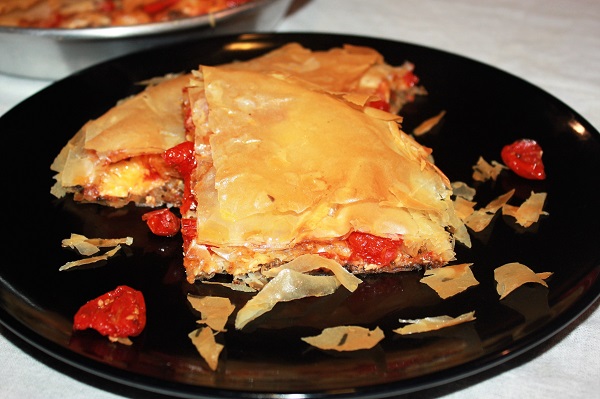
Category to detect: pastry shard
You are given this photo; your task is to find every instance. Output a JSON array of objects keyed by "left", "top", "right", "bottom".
[{"left": 182, "top": 65, "right": 470, "bottom": 283}]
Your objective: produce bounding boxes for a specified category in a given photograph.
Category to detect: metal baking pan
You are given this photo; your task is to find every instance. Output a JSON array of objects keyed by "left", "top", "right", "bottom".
[{"left": 0, "top": 0, "right": 292, "bottom": 80}]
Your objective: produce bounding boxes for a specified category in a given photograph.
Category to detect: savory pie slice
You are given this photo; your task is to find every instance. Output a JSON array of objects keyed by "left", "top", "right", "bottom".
[
  {"left": 181, "top": 65, "right": 470, "bottom": 283},
  {"left": 50, "top": 73, "right": 191, "bottom": 208},
  {"left": 50, "top": 43, "right": 425, "bottom": 209}
]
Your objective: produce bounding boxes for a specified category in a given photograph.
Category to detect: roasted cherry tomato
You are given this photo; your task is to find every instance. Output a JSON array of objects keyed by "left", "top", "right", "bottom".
[
  {"left": 73, "top": 285, "right": 146, "bottom": 339},
  {"left": 347, "top": 232, "right": 403, "bottom": 265},
  {"left": 366, "top": 99, "right": 391, "bottom": 112},
  {"left": 142, "top": 208, "right": 181, "bottom": 237},
  {"left": 163, "top": 141, "right": 196, "bottom": 177},
  {"left": 501, "top": 138, "right": 546, "bottom": 180},
  {"left": 163, "top": 141, "right": 197, "bottom": 213}
]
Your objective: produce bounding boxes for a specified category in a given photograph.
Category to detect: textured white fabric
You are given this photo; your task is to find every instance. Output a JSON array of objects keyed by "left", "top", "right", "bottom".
[{"left": 1, "top": 0, "right": 599, "bottom": 398}]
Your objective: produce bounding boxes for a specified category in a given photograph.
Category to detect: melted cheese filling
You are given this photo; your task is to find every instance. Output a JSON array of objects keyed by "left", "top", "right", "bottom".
[{"left": 96, "top": 159, "right": 164, "bottom": 198}]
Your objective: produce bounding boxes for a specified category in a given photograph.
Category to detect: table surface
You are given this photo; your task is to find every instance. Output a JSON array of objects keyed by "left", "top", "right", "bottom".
[{"left": 1, "top": 0, "right": 598, "bottom": 398}]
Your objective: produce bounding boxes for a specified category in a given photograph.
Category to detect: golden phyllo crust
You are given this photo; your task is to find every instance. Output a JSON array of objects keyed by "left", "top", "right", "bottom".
[{"left": 183, "top": 66, "right": 469, "bottom": 282}]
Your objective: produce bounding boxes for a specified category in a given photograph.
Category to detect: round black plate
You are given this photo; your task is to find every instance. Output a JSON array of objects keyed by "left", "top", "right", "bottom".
[{"left": 0, "top": 33, "right": 598, "bottom": 399}]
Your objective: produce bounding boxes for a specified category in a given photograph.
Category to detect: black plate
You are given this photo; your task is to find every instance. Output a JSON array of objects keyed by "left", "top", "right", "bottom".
[{"left": 1, "top": 33, "right": 599, "bottom": 399}]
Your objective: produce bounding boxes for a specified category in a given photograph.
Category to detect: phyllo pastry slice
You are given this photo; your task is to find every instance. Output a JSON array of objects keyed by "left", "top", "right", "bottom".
[
  {"left": 50, "top": 73, "right": 191, "bottom": 208},
  {"left": 182, "top": 66, "right": 470, "bottom": 283}
]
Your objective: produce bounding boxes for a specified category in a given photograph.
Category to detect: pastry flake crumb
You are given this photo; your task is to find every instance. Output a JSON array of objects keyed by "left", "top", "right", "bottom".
[
  {"left": 420, "top": 263, "right": 479, "bottom": 299},
  {"left": 59, "top": 245, "right": 123, "bottom": 271},
  {"left": 413, "top": 110, "right": 446, "bottom": 136},
  {"left": 62, "top": 233, "right": 133, "bottom": 255},
  {"left": 235, "top": 269, "right": 340, "bottom": 330},
  {"left": 188, "top": 295, "right": 235, "bottom": 332},
  {"left": 472, "top": 156, "right": 507, "bottom": 182},
  {"left": 502, "top": 191, "right": 548, "bottom": 227},
  {"left": 464, "top": 190, "right": 515, "bottom": 232},
  {"left": 393, "top": 311, "right": 476, "bottom": 335},
  {"left": 188, "top": 327, "right": 224, "bottom": 371},
  {"left": 301, "top": 326, "right": 384, "bottom": 351},
  {"left": 494, "top": 262, "right": 552, "bottom": 300}
]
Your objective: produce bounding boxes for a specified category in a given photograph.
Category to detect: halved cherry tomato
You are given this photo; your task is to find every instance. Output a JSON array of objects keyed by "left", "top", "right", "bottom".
[
  {"left": 501, "top": 138, "right": 546, "bottom": 180},
  {"left": 163, "top": 141, "right": 196, "bottom": 177},
  {"left": 142, "top": 208, "right": 181, "bottom": 236},
  {"left": 73, "top": 285, "right": 146, "bottom": 339},
  {"left": 347, "top": 232, "right": 403, "bottom": 265}
]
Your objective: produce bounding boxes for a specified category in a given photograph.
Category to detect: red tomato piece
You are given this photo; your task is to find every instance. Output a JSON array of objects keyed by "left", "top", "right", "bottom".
[
  {"left": 366, "top": 99, "right": 391, "bottom": 112},
  {"left": 142, "top": 208, "right": 181, "bottom": 237},
  {"left": 347, "top": 232, "right": 403, "bottom": 266},
  {"left": 163, "top": 141, "right": 196, "bottom": 177},
  {"left": 501, "top": 138, "right": 546, "bottom": 180},
  {"left": 402, "top": 71, "right": 419, "bottom": 87},
  {"left": 73, "top": 285, "right": 146, "bottom": 339},
  {"left": 180, "top": 217, "right": 197, "bottom": 250},
  {"left": 163, "top": 141, "right": 198, "bottom": 213}
]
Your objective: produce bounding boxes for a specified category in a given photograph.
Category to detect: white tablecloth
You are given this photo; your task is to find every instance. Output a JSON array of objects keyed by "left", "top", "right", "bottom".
[{"left": 1, "top": 1, "right": 598, "bottom": 398}]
